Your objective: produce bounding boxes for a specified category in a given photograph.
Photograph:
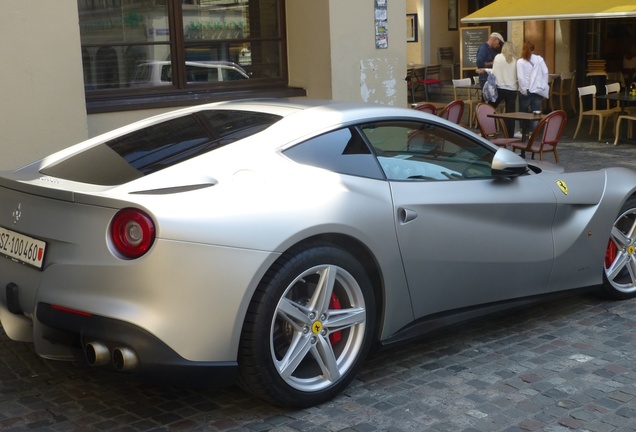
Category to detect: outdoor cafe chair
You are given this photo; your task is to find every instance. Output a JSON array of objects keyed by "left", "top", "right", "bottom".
[
  {"left": 475, "top": 103, "right": 522, "bottom": 149},
  {"left": 549, "top": 70, "right": 577, "bottom": 114},
  {"left": 414, "top": 65, "right": 443, "bottom": 101},
  {"left": 604, "top": 82, "right": 623, "bottom": 114},
  {"left": 405, "top": 67, "right": 416, "bottom": 103},
  {"left": 573, "top": 85, "right": 617, "bottom": 141},
  {"left": 613, "top": 114, "right": 636, "bottom": 145},
  {"left": 438, "top": 47, "right": 458, "bottom": 80},
  {"left": 412, "top": 103, "right": 437, "bottom": 115},
  {"left": 452, "top": 78, "right": 478, "bottom": 127},
  {"left": 438, "top": 100, "right": 465, "bottom": 125},
  {"left": 511, "top": 110, "right": 567, "bottom": 162}
]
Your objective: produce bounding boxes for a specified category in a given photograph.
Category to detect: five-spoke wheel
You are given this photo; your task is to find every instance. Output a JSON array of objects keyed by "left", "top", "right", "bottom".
[
  {"left": 603, "top": 198, "right": 636, "bottom": 299},
  {"left": 238, "top": 244, "right": 375, "bottom": 407}
]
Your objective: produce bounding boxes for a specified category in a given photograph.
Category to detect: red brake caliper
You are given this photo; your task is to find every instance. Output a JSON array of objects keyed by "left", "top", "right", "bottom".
[
  {"left": 605, "top": 240, "right": 617, "bottom": 269},
  {"left": 329, "top": 293, "right": 342, "bottom": 344}
]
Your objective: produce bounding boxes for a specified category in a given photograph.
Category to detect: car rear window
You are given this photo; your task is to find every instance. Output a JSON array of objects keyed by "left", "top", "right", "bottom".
[{"left": 40, "top": 110, "right": 281, "bottom": 186}]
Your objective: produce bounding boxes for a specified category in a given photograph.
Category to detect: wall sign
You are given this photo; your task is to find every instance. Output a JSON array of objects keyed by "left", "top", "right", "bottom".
[{"left": 375, "top": 0, "right": 388, "bottom": 49}]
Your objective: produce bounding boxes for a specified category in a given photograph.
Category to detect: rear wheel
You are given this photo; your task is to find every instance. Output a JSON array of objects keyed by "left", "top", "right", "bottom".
[
  {"left": 238, "top": 243, "right": 375, "bottom": 407},
  {"left": 603, "top": 198, "right": 636, "bottom": 299}
]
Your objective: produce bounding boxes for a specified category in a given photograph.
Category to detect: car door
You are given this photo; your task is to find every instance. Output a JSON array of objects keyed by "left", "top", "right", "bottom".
[{"left": 360, "top": 120, "right": 558, "bottom": 319}]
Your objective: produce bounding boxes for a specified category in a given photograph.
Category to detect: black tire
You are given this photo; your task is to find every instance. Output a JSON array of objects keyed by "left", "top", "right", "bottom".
[
  {"left": 237, "top": 243, "right": 376, "bottom": 407},
  {"left": 602, "top": 197, "right": 636, "bottom": 300}
]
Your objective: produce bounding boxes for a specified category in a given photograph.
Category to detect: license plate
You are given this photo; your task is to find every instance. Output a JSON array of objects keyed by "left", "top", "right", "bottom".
[{"left": 0, "top": 226, "right": 46, "bottom": 269}]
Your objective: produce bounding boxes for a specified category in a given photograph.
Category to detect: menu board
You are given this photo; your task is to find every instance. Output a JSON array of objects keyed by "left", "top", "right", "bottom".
[{"left": 460, "top": 26, "right": 490, "bottom": 77}]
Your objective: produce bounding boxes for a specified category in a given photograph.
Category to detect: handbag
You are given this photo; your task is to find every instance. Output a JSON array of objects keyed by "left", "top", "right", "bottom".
[{"left": 482, "top": 73, "right": 498, "bottom": 103}]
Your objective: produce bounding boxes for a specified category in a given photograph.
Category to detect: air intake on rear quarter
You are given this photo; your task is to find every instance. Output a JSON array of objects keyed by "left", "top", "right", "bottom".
[{"left": 130, "top": 183, "right": 215, "bottom": 195}]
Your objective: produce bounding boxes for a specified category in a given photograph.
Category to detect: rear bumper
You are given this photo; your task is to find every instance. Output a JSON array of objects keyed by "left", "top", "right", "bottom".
[{"left": 35, "top": 302, "right": 238, "bottom": 388}]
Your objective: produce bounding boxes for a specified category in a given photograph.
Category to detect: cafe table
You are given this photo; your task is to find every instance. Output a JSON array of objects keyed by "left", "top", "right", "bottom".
[
  {"left": 487, "top": 111, "right": 546, "bottom": 142},
  {"left": 595, "top": 92, "right": 636, "bottom": 115}
]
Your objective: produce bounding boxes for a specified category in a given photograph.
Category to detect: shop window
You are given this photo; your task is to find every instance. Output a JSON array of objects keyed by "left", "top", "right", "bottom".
[{"left": 78, "top": 0, "right": 295, "bottom": 112}]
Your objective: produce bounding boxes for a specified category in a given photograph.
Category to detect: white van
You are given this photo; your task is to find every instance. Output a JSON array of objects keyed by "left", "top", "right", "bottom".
[{"left": 133, "top": 61, "right": 249, "bottom": 86}]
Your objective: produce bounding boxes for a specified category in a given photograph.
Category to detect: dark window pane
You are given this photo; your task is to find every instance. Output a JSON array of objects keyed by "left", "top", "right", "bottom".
[
  {"left": 41, "top": 110, "right": 281, "bottom": 185},
  {"left": 284, "top": 129, "right": 384, "bottom": 180}
]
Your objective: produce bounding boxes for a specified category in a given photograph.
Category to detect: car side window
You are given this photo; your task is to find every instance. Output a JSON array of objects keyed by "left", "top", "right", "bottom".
[
  {"left": 223, "top": 69, "right": 247, "bottom": 81},
  {"left": 161, "top": 64, "right": 172, "bottom": 83},
  {"left": 283, "top": 128, "right": 384, "bottom": 179},
  {"left": 359, "top": 121, "right": 495, "bottom": 181}
]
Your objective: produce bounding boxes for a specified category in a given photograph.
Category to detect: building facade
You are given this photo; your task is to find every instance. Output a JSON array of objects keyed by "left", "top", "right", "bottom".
[
  {"left": 2, "top": 1, "right": 634, "bottom": 171},
  {"left": 0, "top": 0, "right": 409, "bottom": 170}
]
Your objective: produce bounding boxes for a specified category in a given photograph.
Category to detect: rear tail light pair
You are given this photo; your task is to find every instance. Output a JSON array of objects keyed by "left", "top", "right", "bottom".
[{"left": 110, "top": 209, "right": 155, "bottom": 259}]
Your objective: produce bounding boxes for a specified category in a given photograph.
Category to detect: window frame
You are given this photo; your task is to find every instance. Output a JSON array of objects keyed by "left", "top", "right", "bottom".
[
  {"left": 81, "top": 0, "right": 305, "bottom": 114},
  {"left": 283, "top": 127, "right": 385, "bottom": 180}
]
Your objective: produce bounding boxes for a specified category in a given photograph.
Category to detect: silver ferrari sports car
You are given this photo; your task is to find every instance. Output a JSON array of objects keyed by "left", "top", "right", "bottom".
[{"left": 1, "top": 99, "right": 636, "bottom": 407}]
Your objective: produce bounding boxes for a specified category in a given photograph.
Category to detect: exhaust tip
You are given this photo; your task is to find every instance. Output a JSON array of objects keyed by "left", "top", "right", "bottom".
[
  {"left": 112, "top": 347, "right": 138, "bottom": 372},
  {"left": 85, "top": 342, "right": 110, "bottom": 366}
]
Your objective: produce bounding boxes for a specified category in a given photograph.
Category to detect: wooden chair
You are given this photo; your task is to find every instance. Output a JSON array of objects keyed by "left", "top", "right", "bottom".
[
  {"left": 475, "top": 103, "right": 522, "bottom": 149},
  {"left": 511, "top": 110, "right": 567, "bottom": 162},
  {"left": 573, "top": 85, "right": 617, "bottom": 141},
  {"left": 604, "top": 82, "right": 623, "bottom": 114},
  {"left": 613, "top": 115, "right": 636, "bottom": 145},
  {"left": 550, "top": 71, "right": 577, "bottom": 114},
  {"left": 438, "top": 47, "right": 458, "bottom": 80},
  {"left": 471, "top": 75, "right": 483, "bottom": 102},
  {"left": 438, "top": 100, "right": 464, "bottom": 125},
  {"left": 414, "top": 65, "right": 443, "bottom": 101},
  {"left": 452, "top": 78, "right": 478, "bottom": 127},
  {"left": 405, "top": 68, "right": 416, "bottom": 103}
]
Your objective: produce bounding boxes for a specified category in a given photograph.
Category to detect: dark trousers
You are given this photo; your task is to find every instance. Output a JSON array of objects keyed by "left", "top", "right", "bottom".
[
  {"left": 519, "top": 92, "right": 543, "bottom": 132},
  {"left": 489, "top": 88, "right": 517, "bottom": 137}
]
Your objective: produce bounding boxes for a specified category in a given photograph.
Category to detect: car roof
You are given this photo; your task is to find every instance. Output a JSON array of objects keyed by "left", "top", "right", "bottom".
[
  {"left": 207, "top": 98, "right": 428, "bottom": 137},
  {"left": 87, "top": 98, "right": 443, "bottom": 154},
  {"left": 139, "top": 60, "right": 247, "bottom": 71}
]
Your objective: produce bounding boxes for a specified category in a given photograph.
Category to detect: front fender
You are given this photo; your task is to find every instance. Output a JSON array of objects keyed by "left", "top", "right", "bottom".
[{"left": 543, "top": 168, "right": 636, "bottom": 292}]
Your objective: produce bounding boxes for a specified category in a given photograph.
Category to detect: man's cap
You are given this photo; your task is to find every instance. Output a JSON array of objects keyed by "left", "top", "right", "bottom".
[{"left": 490, "top": 32, "right": 505, "bottom": 43}]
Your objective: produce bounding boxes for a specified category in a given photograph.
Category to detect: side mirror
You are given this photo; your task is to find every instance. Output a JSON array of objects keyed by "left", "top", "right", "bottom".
[{"left": 491, "top": 148, "right": 529, "bottom": 178}]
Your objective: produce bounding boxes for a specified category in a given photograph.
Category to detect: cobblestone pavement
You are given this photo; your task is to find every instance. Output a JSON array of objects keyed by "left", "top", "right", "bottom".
[{"left": 2, "top": 116, "right": 636, "bottom": 432}]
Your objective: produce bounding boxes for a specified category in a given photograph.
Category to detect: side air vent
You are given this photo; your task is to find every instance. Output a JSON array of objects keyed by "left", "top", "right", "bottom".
[{"left": 130, "top": 183, "right": 215, "bottom": 195}]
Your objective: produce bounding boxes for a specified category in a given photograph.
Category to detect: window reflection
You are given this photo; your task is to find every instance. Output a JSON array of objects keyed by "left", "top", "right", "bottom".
[
  {"left": 79, "top": 0, "right": 170, "bottom": 89},
  {"left": 78, "top": 0, "right": 283, "bottom": 92}
]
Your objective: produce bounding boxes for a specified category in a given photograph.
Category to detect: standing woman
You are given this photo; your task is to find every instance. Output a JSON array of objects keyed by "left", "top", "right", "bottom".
[
  {"left": 477, "top": 41, "right": 518, "bottom": 137},
  {"left": 517, "top": 41, "right": 549, "bottom": 132}
]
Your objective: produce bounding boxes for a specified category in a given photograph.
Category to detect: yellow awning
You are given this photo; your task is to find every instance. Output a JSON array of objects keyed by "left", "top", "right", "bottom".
[{"left": 461, "top": 0, "right": 636, "bottom": 23}]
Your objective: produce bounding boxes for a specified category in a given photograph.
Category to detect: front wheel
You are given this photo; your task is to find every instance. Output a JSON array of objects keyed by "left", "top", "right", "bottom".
[
  {"left": 603, "top": 198, "right": 636, "bottom": 299},
  {"left": 238, "top": 244, "right": 376, "bottom": 407}
]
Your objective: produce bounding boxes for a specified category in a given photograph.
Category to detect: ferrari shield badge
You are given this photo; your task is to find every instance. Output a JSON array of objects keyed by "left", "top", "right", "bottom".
[{"left": 556, "top": 180, "right": 568, "bottom": 195}]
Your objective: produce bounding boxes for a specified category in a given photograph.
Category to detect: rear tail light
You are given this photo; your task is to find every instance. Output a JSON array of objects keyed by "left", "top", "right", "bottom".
[{"left": 110, "top": 208, "right": 155, "bottom": 259}]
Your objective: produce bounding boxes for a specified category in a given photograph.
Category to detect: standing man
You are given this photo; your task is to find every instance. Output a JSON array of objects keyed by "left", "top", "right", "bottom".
[{"left": 477, "top": 32, "right": 504, "bottom": 88}]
